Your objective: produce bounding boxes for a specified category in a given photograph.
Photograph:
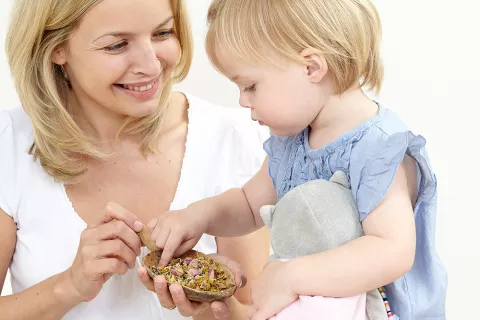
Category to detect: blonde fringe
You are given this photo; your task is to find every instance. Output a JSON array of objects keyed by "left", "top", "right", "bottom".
[{"left": 206, "top": 0, "right": 383, "bottom": 95}]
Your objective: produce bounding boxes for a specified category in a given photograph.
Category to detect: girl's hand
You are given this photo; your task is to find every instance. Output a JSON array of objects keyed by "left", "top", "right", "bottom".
[
  {"left": 63, "top": 202, "right": 143, "bottom": 303},
  {"left": 147, "top": 206, "right": 210, "bottom": 267},
  {"left": 138, "top": 253, "right": 247, "bottom": 319},
  {"left": 246, "top": 260, "right": 298, "bottom": 320}
]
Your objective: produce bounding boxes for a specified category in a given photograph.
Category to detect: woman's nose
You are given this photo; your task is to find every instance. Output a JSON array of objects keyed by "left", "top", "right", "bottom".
[{"left": 131, "top": 42, "right": 162, "bottom": 77}]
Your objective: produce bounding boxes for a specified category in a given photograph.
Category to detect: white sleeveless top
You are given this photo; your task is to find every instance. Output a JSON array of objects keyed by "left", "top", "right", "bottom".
[{"left": 0, "top": 93, "right": 268, "bottom": 320}]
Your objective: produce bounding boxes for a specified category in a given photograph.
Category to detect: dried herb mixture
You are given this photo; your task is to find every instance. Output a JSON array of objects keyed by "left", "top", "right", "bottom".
[{"left": 149, "top": 254, "right": 230, "bottom": 292}]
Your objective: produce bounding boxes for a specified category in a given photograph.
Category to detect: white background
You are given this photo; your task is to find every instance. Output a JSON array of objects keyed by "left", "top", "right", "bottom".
[{"left": 1, "top": 0, "right": 479, "bottom": 318}]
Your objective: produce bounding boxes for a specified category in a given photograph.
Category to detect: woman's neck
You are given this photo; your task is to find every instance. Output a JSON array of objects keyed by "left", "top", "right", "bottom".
[
  {"left": 70, "top": 91, "right": 188, "bottom": 150},
  {"left": 69, "top": 92, "right": 129, "bottom": 144}
]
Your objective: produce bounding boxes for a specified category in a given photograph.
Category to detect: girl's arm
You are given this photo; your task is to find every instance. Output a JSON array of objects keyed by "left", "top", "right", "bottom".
[
  {"left": 283, "top": 156, "right": 417, "bottom": 297},
  {"left": 204, "top": 158, "right": 277, "bottom": 236},
  {"left": 150, "top": 157, "right": 277, "bottom": 266}
]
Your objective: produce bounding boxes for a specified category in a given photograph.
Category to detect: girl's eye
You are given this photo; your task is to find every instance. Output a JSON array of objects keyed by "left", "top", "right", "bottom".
[
  {"left": 244, "top": 84, "right": 256, "bottom": 92},
  {"left": 104, "top": 42, "right": 127, "bottom": 52},
  {"left": 153, "top": 29, "right": 174, "bottom": 40}
]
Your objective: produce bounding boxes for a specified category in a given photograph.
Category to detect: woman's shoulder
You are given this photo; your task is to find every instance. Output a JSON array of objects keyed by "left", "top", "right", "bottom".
[
  {"left": 0, "top": 105, "right": 34, "bottom": 146},
  {"left": 0, "top": 106, "right": 36, "bottom": 219},
  {"left": 180, "top": 92, "right": 267, "bottom": 187},
  {"left": 0, "top": 106, "right": 33, "bottom": 160},
  {"left": 183, "top": 92, "right": 270, "bottom": 147},
  {"left": 184, "top": 92, "right": 268, "bottom": 136}
]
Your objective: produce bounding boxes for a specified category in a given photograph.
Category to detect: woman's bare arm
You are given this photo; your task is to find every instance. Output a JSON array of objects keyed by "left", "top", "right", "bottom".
[
  {"left": 193, "top": 227, "right": 271, "bottom": 320},
  {"left": 0, "top": 208, "right": 81, "bottom": 320}
]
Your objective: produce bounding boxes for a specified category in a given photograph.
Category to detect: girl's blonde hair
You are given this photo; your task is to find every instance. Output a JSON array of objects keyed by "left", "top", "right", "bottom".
[
  {"left": 5, "top": 0, "right": 192, "bottom": 182},
  {"left": 206, "top": 0, "right": 383, "bottom": 95}
]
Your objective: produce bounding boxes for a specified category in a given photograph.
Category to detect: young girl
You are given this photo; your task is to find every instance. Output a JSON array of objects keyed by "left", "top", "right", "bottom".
[{"left": 147, "top": 0, "right": 447, "bottom": 319}]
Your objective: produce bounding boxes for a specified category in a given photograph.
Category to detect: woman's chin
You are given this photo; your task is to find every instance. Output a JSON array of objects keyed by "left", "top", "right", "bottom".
[
  {"left": 118, "top": 98, "right": 162, "bottom": 118},
  {"left": 127, "top": 105, "right": 159, "bottom": 118}
]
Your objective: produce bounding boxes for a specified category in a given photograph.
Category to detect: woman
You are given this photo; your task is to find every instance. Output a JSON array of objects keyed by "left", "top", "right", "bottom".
[{"left": 0, "top": 0, "right": 270, "bottom": 319}]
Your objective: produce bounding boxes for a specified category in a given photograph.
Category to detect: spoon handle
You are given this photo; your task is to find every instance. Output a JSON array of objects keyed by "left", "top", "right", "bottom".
[{"left": 137, "top": 227, "right": 158, "bottom": 252}]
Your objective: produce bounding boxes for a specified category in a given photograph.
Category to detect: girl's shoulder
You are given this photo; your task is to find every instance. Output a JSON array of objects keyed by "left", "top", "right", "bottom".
[{"left": 348, "top": 105, "right": 437, "bottom": 220}]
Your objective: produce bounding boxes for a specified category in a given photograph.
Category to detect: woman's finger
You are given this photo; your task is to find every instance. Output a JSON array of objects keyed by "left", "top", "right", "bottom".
[
  {"left": 91, "top": 202, "right": 143, "bottom": 233},
  {"left": 211, "top": 301, "right": 231, "bottom": 320},
  {"left": 93, "top": 220, "right": 142, "bottom": 255},
  {"left": 208, "top": 254, "right": 246, "bottom": 288},
  {"left": 137, "top": 267, "right": 155, "bottom": 291},
  {"left": 153, "top": 275, "right": 176, "bottom": 310},
  {"left": 169, "top": 283, "right": 208, "bottom": 317},
  {"left": 94, "top": 239, "right": 137, "bottom": 269},
  {"left": 85, "top": 258, "right": 129, "bottom": 278}
]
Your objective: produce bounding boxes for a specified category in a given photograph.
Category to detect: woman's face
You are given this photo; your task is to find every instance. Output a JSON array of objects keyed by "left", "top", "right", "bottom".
[{"left": 55, "top": 0, "right": 180, "bottom": 118}]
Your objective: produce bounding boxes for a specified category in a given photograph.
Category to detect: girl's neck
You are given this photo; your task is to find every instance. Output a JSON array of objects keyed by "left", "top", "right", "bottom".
[{"left": 308, "top": 87, "right": 379, "bottom": 149}]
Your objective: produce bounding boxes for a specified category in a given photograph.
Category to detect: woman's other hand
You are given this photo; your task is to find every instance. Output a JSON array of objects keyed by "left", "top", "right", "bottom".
[{"left": 138, "top": 253, "right": 246, "bottom": 319}]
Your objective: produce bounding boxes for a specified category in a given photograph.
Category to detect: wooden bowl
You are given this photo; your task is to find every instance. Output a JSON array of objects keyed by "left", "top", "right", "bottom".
[{"left": 142, "top": 249, "right": 237, "bottom": 302}]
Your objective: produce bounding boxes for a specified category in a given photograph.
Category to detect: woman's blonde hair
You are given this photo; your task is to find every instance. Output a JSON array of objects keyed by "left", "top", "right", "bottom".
[
  {"left": 5, "top": 0, "right": 192, "bottom": 182},
  {"left": 206, "top": 0, "right": 383, "bottom": 95}
]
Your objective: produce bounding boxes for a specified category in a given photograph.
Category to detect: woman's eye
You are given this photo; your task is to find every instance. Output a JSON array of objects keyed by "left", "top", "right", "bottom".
[
  {"left": 244, "top": 84, "right": 256, "bottom": 92},
  {"left": 153, "top": 29, "right": 174, "bottom": 40},
  {"left": 104, "top": 42, "right": 127, "bottom": 52}
]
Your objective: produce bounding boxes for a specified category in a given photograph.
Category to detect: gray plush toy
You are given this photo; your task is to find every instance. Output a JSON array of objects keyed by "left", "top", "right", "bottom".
[{"left": 260, "top": 171, "right": 388, "bottom": 320}]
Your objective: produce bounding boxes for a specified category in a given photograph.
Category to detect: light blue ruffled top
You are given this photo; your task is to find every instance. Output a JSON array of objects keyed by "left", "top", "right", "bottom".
[{"left": 264, "top": 104, "right": 447, "bottom": 320}]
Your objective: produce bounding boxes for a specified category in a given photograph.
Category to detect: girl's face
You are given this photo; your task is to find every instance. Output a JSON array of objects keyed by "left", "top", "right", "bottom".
[
  {"left": 53, "top": 0, "right": 180, "bottom": 119},
  {"left": 215, "top": 46, "right": 332, "bottom": 137}
]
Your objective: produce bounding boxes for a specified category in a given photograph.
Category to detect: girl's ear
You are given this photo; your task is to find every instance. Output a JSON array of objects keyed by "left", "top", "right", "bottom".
[{"left": 301, "top": 48, "right": 328, "bottom": 84}]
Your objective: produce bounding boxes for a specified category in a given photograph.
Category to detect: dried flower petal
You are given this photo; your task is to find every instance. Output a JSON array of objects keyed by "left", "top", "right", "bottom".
[
  {"left": 209, "top": 269, "right": 216, "bottom": 280},
  {"left": 189, "top": 268, "right": 199, "bottom": 277},
  {"left": 189, "top": 259, "right": 199, "bottom": 268}
]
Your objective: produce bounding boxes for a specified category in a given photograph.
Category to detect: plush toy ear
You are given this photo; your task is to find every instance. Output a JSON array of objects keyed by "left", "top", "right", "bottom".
[
  {"left": 330, "top": 171, "right": 350, "bottom": 189},
  {"left": 259, "top": 205, "right": 276, "bottom": 229}
]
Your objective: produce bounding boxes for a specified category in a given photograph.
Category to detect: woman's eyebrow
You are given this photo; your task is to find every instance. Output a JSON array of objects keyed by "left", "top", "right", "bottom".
[{"left": 93, "top": 16, "right": 174, "bottom": 42}]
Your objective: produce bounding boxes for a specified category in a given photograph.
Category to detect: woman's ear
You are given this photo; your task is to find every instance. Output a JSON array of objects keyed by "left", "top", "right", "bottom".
[
  {"left": 51, "top": 45, "right": 68, "bottom": 65},
  {"left": 300, "top": 48, "right": 328, "bottom": 84}
]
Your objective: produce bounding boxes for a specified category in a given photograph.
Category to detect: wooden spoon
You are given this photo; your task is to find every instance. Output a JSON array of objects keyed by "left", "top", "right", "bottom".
[{"left": 136, "top": 227, "right": 237, "bottom": 302}]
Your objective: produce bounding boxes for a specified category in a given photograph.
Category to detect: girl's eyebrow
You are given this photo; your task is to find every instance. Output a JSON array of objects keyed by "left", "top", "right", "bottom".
[
  {"left": 93, "top": 16, "right": 174, "bottom": 42},
  {"left": 231, "top": 75, "right": 250, "bottom": 83}
]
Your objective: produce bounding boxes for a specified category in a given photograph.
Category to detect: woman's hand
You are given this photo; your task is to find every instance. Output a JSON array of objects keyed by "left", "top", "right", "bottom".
[
  {"left": 63, "top": 202, "right": 144, "bottom": 303},
  {"left": 138, "top": 253, "right": 247, "bottom": 319}
]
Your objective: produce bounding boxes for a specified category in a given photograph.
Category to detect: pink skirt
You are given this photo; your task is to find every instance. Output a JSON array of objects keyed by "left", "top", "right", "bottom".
[
  {"left": 268, "top": 259, "right": 367, "bottom": 320},
  {"left": 269, "top": 293, "right": 367, "bottom": 320}
]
